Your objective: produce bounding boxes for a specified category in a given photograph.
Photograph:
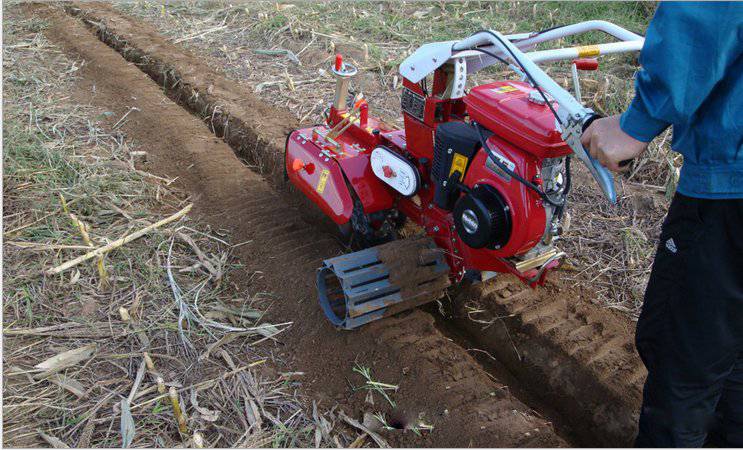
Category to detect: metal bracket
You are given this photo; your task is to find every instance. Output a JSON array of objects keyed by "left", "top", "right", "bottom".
[{"left": 561, "top": 118, "right": 617, "bottom": 203}]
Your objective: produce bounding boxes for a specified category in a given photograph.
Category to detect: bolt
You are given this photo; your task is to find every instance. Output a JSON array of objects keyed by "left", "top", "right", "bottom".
[
  {"left": 442, "top": 180, "right": 448, "bottom": 187},
  {"left": 433, "top": 226, "right": 440, "bottom": 232},
  {"left": 447, "top": 148, "right": 453, "bottom": 154},
  {"left": 428, "top": 203, "right": 433, "bottom": 209}
]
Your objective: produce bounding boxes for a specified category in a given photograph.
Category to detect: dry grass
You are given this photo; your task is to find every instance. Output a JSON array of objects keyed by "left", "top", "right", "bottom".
[
  {"left": 3, "top": 10, "right": 355, "bottom": 447},
  {"left": 116, "top": 1, "right": 674, "bottom": 317}
]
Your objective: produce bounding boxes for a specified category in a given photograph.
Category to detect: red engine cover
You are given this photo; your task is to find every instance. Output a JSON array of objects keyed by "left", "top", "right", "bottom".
[{"left": 464, "top": 81, "right": 572, "bottom": 159}]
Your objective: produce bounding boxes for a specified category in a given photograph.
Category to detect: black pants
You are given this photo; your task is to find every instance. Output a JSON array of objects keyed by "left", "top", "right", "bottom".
[{"left": 635, "top": 193, "right": 743, "bottom": 447}]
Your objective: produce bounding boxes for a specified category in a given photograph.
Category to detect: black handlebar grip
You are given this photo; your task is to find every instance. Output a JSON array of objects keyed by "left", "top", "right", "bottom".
[{"left": 581, "top": 113, "right": 602, "bottom": 132}]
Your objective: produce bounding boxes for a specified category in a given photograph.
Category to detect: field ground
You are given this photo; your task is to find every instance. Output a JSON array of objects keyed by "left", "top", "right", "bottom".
[
  {"left": 3, "top": 1, "right": 671, "bottom": 448},
  {"left": 2, "top": 6, "right": 349, "bottom": 448}
]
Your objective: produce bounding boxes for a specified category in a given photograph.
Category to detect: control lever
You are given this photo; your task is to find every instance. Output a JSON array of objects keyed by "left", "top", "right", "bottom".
[
  {"left": 582, "top": 114, "right": 634, "bottom": 169},
  {"left": 563, "top": 114, "right": 633, "bottom": 204},
  {"left": 561, "top": 114, "right": 617, "bottom": 204},
  {"left": 570, "top": 58, "right": 598, "bottom": 103}
]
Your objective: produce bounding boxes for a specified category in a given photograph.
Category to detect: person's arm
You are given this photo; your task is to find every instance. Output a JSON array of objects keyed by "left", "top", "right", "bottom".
[
  {"left": 620, "top": 2, "right": 741, "bottom": 142},
  {"left": 582, "top": 2, "right": 742, "bottom": 171}
]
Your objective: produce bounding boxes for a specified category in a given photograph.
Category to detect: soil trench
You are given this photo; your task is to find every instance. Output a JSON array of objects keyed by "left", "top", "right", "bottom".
[
  {"left": 29, "top": 4, "right": 568, "bottom": 447},
  {"left": 54, "top": 2, "right": 647, "bottom": 446}
]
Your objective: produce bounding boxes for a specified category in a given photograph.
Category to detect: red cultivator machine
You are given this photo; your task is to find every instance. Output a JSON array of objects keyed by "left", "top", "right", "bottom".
[{"left": 286, "top": 22, "right": 644, "bottom": 329}]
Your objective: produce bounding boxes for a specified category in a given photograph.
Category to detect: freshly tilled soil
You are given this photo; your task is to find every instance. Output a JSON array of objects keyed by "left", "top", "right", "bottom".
[
  {"left": 28, "top": 4, "right": 568, "bottom": 447},
  {"left": 32, "top": 1, "right": 651, "bottom": 446},
  {"left": 447, "top": 278, "right": 645, "bottom": 445}
]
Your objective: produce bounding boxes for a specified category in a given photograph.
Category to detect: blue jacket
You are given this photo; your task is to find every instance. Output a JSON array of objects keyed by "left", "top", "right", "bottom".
[{"left": 620, "top": 2, "right": 743, "bottom": 199}]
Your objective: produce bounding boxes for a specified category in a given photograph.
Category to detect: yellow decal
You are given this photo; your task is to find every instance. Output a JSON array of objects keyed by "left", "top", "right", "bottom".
[
  {"left": 494, "top": 85, "right": 519, "bottom": 94},
  {"left": 449, "top": 153, "right": 469, "bottom": 180},
  {"left": 577, "top": 45, "right": 600, "bottom": 58},
  {"left": 316, "top": 169, "right": 330, "bottom": 194}
]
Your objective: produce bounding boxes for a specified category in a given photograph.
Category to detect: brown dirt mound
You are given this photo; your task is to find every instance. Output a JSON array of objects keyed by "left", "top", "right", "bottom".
[
  {"left": 29, "top": 4, "right": 566, "bottom": 447},
  {"left": 378, "top": 236, "right": 450, "bottom": 311},
  {"left": 66, "top": 1, "right": 296, "bottom": 187}
]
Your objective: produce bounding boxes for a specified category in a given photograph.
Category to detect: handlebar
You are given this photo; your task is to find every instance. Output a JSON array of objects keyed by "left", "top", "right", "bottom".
[
  {"left": 452, "top": 29, "right": 629, "bottom": 203},
  {"left": 399, "top": 21, "right": 645, "bottom": 203},
  {"left": 453, "top": 20, "right": 644, "bottom": 66},
  {"left": 510, "top": 20, "right": 643, "bottom": 47},
  {"left": 580, "top": 114, "right": 619, "bottom": 203}
]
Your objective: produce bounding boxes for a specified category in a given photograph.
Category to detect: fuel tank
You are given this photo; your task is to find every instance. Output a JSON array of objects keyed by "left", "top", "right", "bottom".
[{"left": 464, "top": 81, "right": 572, "bottom": 159}]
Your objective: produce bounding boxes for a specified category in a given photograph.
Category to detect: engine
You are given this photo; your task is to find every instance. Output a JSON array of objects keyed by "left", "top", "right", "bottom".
[
  {"left": 413, "top": 79, "right": 572, "bottom": 281},
  {"left": 286, "top": 58, "right": 572, "bottom": 288}
]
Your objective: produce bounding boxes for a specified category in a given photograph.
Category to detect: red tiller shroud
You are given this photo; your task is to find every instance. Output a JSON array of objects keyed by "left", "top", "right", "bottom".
[{"left": 285, "top": 116, "right": 395, "bottom": 225}]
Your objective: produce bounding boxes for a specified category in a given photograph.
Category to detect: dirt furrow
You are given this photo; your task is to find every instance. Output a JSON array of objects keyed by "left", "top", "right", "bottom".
[
  {"left": 30, "top": 4, "right": 566, "bottom": 447},
  {"left": 445, "top": 280, "right": 644, "bottom": 446},
  {"left": 58, "top": 2, "right": 646, "bottom": 446}
]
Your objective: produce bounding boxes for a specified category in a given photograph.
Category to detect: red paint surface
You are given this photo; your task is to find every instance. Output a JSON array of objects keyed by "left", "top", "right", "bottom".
[{"left": 286, "top": 126, "right": 394, "bottom": 223}]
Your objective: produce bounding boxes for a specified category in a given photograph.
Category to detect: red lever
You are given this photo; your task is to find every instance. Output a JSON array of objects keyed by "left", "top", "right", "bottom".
[
  {"left": 359, "top": 103, "right": 369, "bottom": 128},
  {"left": 334, "top": 54, "right": 343, "bottom": 72},
  {"left": 573, "top": 58, "right": 599, "bottom": 71}
]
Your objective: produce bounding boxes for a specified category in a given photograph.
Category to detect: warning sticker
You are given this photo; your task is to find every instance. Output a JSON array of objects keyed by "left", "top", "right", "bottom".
[
  {"left": 493, "top": 85, "right": 519, "bottom": 94},
  {"left": 316, "top": 169, "right": 330, "bottom": 194},
  {"left": 485, "top": 150, "right": 516, "bottom": 182},
  {"left": 449, "top": 153, "right": 469, "bottom": 180}
]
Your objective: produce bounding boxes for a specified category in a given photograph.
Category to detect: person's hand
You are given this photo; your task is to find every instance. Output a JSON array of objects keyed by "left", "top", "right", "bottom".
[{"left": 580, "top": 114, "right": 648, "bottom": 172}]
